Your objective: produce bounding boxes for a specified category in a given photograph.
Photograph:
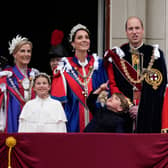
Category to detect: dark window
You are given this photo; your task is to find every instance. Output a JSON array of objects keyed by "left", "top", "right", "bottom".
[{"left": 0, "top": 1, "right": 98, "bottom": 73}]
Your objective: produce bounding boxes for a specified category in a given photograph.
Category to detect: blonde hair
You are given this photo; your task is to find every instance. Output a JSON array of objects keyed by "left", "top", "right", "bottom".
[
  {"left": 13, "top": 41, "right": 32, "bottom": 55},
  {"left": 8, "top": 35, "right": 33, "bottom": 55}
]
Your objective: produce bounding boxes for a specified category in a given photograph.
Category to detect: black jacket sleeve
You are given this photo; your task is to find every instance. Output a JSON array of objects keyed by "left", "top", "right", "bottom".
[{"left": 86, "top": 90, "right": 99, "bottom": 115}]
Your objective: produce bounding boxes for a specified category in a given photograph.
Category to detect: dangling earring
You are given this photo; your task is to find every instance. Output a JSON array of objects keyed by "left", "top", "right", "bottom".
[
  {"left": 72, "top": 47, "right": 75, "bottom": 52},
  {"left": 87, "top": 49, "right": 90, "bottom": 52}
]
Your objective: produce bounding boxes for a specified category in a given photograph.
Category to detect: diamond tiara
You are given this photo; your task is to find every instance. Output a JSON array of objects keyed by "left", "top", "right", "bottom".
[
  {"left": 69, "top": 24, "right": 89, "bottom": 42},
  {"left": 8, "top": 35, "right": 28, "bottom": 54}
]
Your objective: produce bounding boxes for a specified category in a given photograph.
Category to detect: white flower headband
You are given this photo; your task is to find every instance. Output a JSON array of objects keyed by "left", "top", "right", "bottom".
[
  {"left": 69, "top": 24, "right": 89, "bottom": 42},
  {"left": 8, "top": 35, "right": 28, "bottom": 54}
]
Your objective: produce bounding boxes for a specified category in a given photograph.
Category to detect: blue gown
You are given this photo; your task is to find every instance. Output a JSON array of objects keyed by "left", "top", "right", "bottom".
[
  {"left": 51, "top": 55, "right": 108, "bottom": 132},
  {"left": 0, "top": 65, "right": 37, "bottom": 132}
]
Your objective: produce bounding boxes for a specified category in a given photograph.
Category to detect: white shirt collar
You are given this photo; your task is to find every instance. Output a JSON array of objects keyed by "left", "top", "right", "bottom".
[
  {"left": 78, "top": 59, "right": 88, "bottom": 67},
  {"left": 129, "top": 42, "right": 144, "bottom": 50}
]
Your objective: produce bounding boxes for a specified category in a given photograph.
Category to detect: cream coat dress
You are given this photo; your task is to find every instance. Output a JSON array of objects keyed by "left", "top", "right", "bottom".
[{"left": 18, "top": 96, "right": 67, "bottom": 132}]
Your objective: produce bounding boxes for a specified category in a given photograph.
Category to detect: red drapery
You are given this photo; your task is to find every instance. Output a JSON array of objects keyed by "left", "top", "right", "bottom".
[
  {"left": 162, "top": 86, "right": 168, "bottom": 132},
  {"left": 0, "top": 133, "right": 168, "bottom": 168}
]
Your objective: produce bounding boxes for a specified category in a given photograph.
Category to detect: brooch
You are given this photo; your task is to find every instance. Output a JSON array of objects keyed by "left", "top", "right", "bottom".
[{"left": 145, "top": 68, "right": 163, "bottom": 89}]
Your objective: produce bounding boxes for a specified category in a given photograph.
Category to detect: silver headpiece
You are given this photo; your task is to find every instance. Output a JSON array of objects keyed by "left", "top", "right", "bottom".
[
  {"left": 34, "top": 72, "right": 51, "bottom": 84},
  {"left": 8, "top": 35, "right": 28, "bottom": 54},
  {"left": 69, "top": 24, "right": 89, "bottom": 42}
]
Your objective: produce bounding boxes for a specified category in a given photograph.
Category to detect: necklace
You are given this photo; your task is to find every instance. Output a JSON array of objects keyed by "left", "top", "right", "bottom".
[
  {"left": 8, "top": 76, "right": 33, "bottom": 102},
  {"left": 120, "top": 51, "right": 155, "bottom": 84},
  {"left": 64, "top": 56, "right": 97, "bottom": 97},
  {"left": 71, "top": 66, "right": 94, "bottom": 90},
  {"left": 76, "top": 66, "right": 93, "bottom": 81},
  {"left": 22, "top": 78, "right": 30, "bottom": 91},
  {"left": 64, "top": 57, "right": 96, "bottom": 127},
  {"left": 73, "top": 65, "right": 94, "bottom": 127}
]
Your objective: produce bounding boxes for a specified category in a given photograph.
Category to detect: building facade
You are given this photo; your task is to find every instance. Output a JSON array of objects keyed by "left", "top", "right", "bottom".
[{"left": 97, "top": 0, "right": 168, "bottom": 68}]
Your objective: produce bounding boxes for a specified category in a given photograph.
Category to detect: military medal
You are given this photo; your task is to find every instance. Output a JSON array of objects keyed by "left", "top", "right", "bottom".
[{"left": 145, "top": 68, "right": 163, "bottom": 90}]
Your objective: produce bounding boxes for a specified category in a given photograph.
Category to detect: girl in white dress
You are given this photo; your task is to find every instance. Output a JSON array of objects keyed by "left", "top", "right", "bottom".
[{"left": 18, "top": 72, "right": 67, "bottom": 132}]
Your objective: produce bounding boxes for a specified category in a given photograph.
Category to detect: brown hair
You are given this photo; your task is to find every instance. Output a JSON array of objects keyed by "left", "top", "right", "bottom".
[
  {"left": 69, "top": 24, "right": 90, "bottom": 43},
  {"left": 33, "top": 72, "right": 51, "bottom": 87},
  {"left": 125, "top": 16, "right": 144, "bottom": 30},
  {"left": 113, "top": 93, "right": 129, "bottom": 113}
]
